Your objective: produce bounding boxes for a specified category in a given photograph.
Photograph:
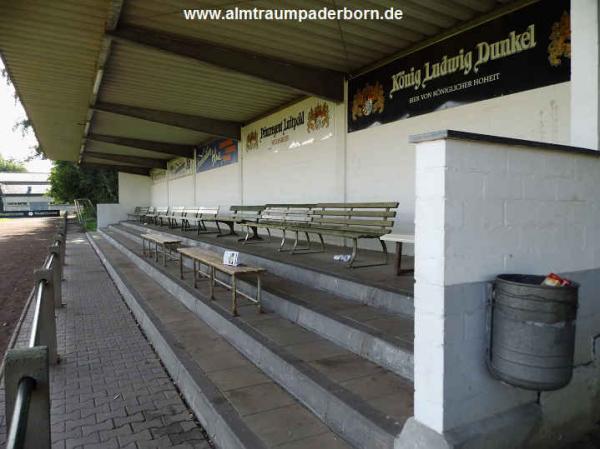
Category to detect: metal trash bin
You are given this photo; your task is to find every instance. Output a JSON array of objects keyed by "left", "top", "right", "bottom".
[{"left": 487, "top": 274, "right": 578, "bottom": 391}]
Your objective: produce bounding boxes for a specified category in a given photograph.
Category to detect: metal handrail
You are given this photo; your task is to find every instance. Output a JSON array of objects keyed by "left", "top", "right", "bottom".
[
  {"left": 28, "top": 252, "right": 55, "bottom": 349},
  {"left": 5, "top": 377, "right": 36, "bottom": 449},
  {"left": 6, "top": 213, "right": 67, "bottom": 449},
  {"left": 74, "top": 198, "right": 95, "bottom": 227}
]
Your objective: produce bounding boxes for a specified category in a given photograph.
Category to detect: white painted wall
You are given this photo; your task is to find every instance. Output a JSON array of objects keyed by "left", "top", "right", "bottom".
[
  {"left": 196, "top": 162, "right": 241, "bottom": 208},
  {"left": 118, "top": 173, "right": 151, "bottom": 210},
  {"left": 97, "top": 172, "right": 152, "bottom": 227},
  {"left": 571, "top": 0, "right": 600, "bottom": 149},
  {"left": 151, "top": 180, "right": 168, "bottom": 206},
  {"left": 168, "top": 175, "right": 194, "bottom": 207},
  {"left": 412, "top": 135, "right": 600, "bottom": 444},
  {"left": 150, "top": 84, "right": 570, "bottom": 243}
]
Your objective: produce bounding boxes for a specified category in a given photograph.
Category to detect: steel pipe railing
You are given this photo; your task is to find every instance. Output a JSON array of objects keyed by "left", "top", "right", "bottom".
[
  {"left": 5, "top": 377, "right": 36, "bottom": 449},
  {"left": 5, "top": 212, "right": 68, "bottom": 449}
]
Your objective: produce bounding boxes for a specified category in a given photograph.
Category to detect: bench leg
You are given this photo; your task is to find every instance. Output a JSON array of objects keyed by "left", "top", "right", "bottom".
[
  {"left": 278, "top": 230, "right": 288, "bottom": 252},
  {"left": 318, "top": 234, "right": 325, "bottom": 251},
  {"left": 239, "top": 226, "right": 262, "bottom": 243},
  {"left": 217, "top": 222, "right": 237, "bottom": 237},
  {"left": 194, "top": 260, "right": 198, "bottom": 289},
  {"left": 348, "top": 239, "right": 358, "bottom": 268},
  {"left": 209, "top": 265, "right": 214, "bottom": 298},
  {"left": 180, "top": 252, "right": 184, "bottom": 280},
  {"left": 231, "top": 274, "right": 238, "bottom": 316},
  {"left": 155, "top": 242, "right": 159, "bottom": 263},
  {"left": 290, "top": 231, "right": 322, "bottom": 254},
  {"left": 347, "top": 238, "right": 392, "bottom": 269},
  {"left": 257, "top": 274, "right": 263, "bottom": 314},
  {"left": 381, "top": 239, "right": 389, "bottom": 265}
]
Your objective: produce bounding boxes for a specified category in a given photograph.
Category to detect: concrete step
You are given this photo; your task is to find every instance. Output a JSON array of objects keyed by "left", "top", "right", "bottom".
[
  {"left": 110, "top": 223, "right": 415, "bottom": 381},
  {"left": 96, "top": 228, "right": 413, "bottom": 449},
  {"left": 119, "top": 220, "right": 414, "bottom": 316},
  {"left": 88, "top": 232, "right": 354, "bottom": 449}
]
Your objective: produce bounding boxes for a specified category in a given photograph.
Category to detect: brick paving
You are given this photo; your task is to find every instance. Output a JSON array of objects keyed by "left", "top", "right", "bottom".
[{"left": 0, "top": 225, "right": 212, "bottom": 448}]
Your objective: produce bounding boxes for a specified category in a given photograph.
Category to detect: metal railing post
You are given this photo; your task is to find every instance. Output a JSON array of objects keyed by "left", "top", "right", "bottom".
[
  {"left": 52, "top": 237, "right": 64, "bottom": 280},
  {"left": 48, "top": 244, "right": 63, "bottom": 307},
  {"left": 4, "top": 347, "right": 51, "bottom": 449},
  {"left": 32, "top": 269, "right": 58, "bottom": 365}
]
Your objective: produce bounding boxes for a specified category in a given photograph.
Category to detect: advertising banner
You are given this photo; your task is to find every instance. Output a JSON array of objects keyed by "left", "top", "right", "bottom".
[
  {"left": 242, "top": 97, "right": 335, "bottom": 152},
  {"left": 348, "top": 0, "right": 570, "bottom": 132},
  {"left": 196, "top": 138, "right": 238, "bottom": 172},
  {"left": 150, "top": 169, "right": 167, "bottom": 183},
  {"left": 0, "top": 210, "right": 60, "bottom": 218},
  {"left": 167, "top": 158, "right": 194, "bottom": 179}
]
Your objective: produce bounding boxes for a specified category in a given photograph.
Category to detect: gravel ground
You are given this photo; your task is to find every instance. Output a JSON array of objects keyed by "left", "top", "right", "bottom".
[{"left": 0, "top": 216, "right": 60, "bottom": 359}]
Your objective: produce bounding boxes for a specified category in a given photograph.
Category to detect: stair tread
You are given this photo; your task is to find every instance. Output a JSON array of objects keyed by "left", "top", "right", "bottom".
[
  {"left": 112, "top": 223, "right": 414, "bottom": 351},
  {"left": 92, "top": 233, "right": 354, "bottom": 449},
  {"left": 120, "top": 220, "right": 414, "bottom": 298},
  {"left": 100, "top": 228, "right": 414, "bottom": 448}
]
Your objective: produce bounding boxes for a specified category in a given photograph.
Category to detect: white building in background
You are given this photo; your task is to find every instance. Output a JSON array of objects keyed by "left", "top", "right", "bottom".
[{"left": 0, "top": 172, "right": 51, "bottom": 212}]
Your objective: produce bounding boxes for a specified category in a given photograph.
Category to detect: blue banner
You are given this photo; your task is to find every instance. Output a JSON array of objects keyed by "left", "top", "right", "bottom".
[{"left": 196, "top": 139, "right": 238, "bottom": 173}]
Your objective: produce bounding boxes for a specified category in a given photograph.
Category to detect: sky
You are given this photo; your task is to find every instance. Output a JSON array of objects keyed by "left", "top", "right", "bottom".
[{"left": 0, "top": 60, "right": 52, "bottom": 173}]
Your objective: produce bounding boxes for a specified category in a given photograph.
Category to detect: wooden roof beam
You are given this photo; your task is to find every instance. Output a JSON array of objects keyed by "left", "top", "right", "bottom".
[
  {"left": 92, "top": 102, "right": 241, "bottom": 140},
  {"left": 87, "top": 133, "right": 195, "bottom": 159},
  {"left": 84, "top": 151, "right": 167, "bottom": 169},
  {"left": 80, "top": 161, "right": 151, "bottom": 177}
]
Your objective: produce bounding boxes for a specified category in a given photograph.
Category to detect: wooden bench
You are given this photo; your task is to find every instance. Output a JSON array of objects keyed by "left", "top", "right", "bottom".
[
  {"left": 127, "top": 206, "right": 149, "bottom": 222},
  {"left": 209, "top": 205, "right": 264, "bottom": 239},
  {"left": 380, "top": 233, "right": 414, "bottom": 275},
  {"left": 179, "top": 208, "right": 199, "bottom": 231},
  {"left": 177, "top": 247, "right": 265, "bottom": 316},
  {"left": 141, "top": 233, "right": 182, "bottom": 266},
  {"left": 146, "top": 207, "right": 166, "bottom": 224},
  {"left": 141, "top": 206, "right": 156, "bottom": 223},
  {"left": 158, "top": 207, "right": 184, "bottom": 227},
  {"left": 185, "top": 207, "right": 220, "bottom": 235},
  {"left": 242, "top": 204, "right": 315, "bottom": 250},
  {"left": 286, "top": 202, "right": 398, "bottom": 268}
]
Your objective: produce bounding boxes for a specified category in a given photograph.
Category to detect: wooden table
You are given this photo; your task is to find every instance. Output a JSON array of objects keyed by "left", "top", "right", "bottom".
[
  {"left": 141, "top": 233, "right": 182, "bottom": 266},
  {"left": 177, "top": 247, "right": 265, "bottom": 316},
  {"left": 380, "top": 233, "right": 415, "bottom": 276}
]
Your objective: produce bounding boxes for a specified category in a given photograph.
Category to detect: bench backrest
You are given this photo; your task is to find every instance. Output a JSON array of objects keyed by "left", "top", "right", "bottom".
[
  {"left": 310, "top": 202, "right": 398, "bottom": 234},
  {"left": 261, "top": 204, "right": 315, "bottom": 224},
  {"left": 139, "top": 206, "right": 150, "bottom": 215},
  {"left": 155, "top": 207, "right": 168, "bottom": 215},
  {"left": 169, "top": 206, "right": 185, "bottom": 217},
  {"left": 182, "top": 208, "right": 199, "bottom": 217},
  {"left": 131, "top": 206, "right": 141, "bottom": 214},
  {"left": 198, "top": 206, "right": 219, "bottom": 218},
  {"left": 228, "top": 205, "right": 264, "bottom": 221}
]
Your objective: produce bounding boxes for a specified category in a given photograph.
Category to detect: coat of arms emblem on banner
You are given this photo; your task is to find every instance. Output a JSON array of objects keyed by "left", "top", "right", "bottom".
[
  {"left": 351, "top": 82, "right": 385, "bottom": 121},
  {"left": 307, "top": 102, "right": 330, "bottom": 132}
]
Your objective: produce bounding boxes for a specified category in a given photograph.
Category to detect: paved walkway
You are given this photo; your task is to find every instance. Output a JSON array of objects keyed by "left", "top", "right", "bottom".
[{"left": 0, "top": 225, "right": 212, "bottom": 448}]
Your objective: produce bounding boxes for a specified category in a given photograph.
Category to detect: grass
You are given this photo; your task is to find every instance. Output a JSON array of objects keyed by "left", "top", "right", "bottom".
[{"left": 83, "top": 219, "right": 97, "bottom": 232}]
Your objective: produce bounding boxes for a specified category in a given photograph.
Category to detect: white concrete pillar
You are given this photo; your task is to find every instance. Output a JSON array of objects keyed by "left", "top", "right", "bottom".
[{"left": 571, "top": 0, "right": 600, "bottom": 149}]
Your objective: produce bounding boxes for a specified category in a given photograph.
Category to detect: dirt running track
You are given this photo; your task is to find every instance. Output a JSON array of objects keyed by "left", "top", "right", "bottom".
[{"left": 0, "top": 217, "right": 60, "bottom": 359}]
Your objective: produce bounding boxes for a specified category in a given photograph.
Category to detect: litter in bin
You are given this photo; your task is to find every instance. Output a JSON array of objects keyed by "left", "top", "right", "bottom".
[
  {"left": 333, "top": 254, "right": 352, "bottom": 263},
  {"left": 541, "top": 273, "right": 573, "bottom": 287}
]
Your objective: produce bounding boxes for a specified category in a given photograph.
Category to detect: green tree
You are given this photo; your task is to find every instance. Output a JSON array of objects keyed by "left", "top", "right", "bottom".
[
  {"left": 0, "top": 155, "right": 26, "bottom": 172},
  {"left": 48, "top": 161, "right": 118, "bottom": 204}
]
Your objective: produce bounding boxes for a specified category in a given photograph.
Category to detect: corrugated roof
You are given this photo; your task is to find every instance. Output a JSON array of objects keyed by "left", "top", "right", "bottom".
[
  {"left": 1, "top": 0, "right": 519, "bottom": 166},
  {"left": 0, "top": 0, "right": 110, "bottom": 162}
]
